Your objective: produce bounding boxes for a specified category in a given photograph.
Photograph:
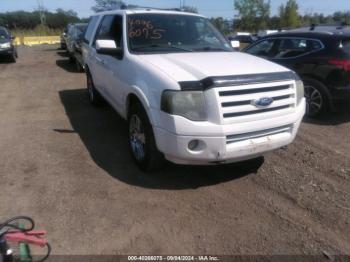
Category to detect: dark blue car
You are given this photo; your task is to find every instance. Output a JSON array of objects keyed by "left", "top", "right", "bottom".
[{"left": 0, "top": 26, "right": 17, "bottom": 63}]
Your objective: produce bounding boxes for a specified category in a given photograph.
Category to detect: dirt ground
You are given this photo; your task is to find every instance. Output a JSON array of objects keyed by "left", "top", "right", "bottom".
[{"left": 0, "top": 45, "right": 349, "bottom": 257}]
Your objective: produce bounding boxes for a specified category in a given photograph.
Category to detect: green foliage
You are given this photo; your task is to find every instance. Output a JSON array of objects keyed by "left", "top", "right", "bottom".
[
  {"left": 12, "top": 25, "right": 62, "bottom": 37},
  {"left": 92, "top": 0, "right": 126, "bottom": 12},
  {"left": 233, "top": 0, "right": 350, "bottom": 32},
  {"left": 234, "top": 0, "right": 271, "bottom": 32},
  {"left": 279, "top": 0, "right": 301, "bottom": 28},
  {"left": 211, "top": 17, "right": 232, "bottom": 34},
  {"left": 0, "top": 9, "right": 83, "bottom": 30}
]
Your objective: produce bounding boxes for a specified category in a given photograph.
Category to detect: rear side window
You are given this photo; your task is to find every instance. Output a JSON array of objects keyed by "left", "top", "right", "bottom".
[
  {"left": 84, "top": 16, "right": 100, "bottom": 44},
  {"left": 275, "top": 38, "right": 323, "bottom": 58}
]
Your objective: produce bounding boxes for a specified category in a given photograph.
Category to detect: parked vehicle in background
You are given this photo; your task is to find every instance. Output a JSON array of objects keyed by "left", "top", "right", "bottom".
[
  {"left": 244, "top": 26, "right": 350, "bottom": 117},
  {"left": 258, "top": 30, "right": 280, "bottom": 38},
  {"left": 227, "top": 32, "right": 257, "bottom": 50},
  {"left": 228, "top": 33, "right": 257, "bottom": 45},
  {"left": 61, "top": 24, "right": 73, "bottom": 50},
  {"left": 66, "top": 23, "right": 88, "bottom": 72},
  {"left": 0, "top": 26, "right": 17, "bottom": 63},
  {"left": 60, "top": 30, "right": 67, "bottom": 50},
  {"left": 82, "top": 9, "right": 305, "bottom": 171}
]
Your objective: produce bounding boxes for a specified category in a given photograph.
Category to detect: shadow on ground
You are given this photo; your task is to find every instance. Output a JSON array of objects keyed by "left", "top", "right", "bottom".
[
  {"left": 303, "top": 102, "right": 350, "bottom": 126},
  {"left": 58, "top": 88, "right": 264, "bottom": 190},
  {"left": 0, "top": 57, "right": 15, "bottom": 64},
  {"left": 56, "top": 59, "right": 81, "bottom": 73}
]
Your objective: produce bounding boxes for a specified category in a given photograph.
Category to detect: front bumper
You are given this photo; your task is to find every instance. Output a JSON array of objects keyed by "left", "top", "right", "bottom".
[
  {"left": 0, "top": 47, "right": 14, "bottom": 56},
  {"left": 153, "top": 99, "right": 305, "bottom": 165}
]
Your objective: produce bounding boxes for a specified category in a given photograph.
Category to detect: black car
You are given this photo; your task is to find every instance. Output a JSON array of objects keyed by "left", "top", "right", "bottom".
[
  {"left": 0, "top": 26, "right": 17, "bottom": 63},
  {"left": 243, "top": 26, "right": 350, "bottom": 117}
]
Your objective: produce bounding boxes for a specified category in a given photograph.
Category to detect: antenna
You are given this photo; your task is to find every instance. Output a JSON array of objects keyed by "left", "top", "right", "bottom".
[{"left": 37, "top": 0, "right": 46, "bottom": 26}]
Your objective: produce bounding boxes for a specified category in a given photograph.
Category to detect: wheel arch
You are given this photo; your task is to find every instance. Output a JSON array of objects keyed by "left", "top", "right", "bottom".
[
  {"left": 125, "top": 91, "right": 155, "bottom": 125},
  {"left": 300, "top": 74, "right": 335, "bottom": 111}
]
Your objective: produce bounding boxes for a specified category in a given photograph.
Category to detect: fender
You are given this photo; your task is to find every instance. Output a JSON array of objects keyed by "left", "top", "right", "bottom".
[{"left": 124, "top": 84, "right": 158, "bottom": 126}]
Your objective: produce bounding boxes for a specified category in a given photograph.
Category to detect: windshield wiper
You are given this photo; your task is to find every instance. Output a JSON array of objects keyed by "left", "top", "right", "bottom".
[
  {"left": 194, "top": 47, "right": 229, "bottom": 52},
  {"left": 133, "top": 44, "right": 193, "bottom": 52}
]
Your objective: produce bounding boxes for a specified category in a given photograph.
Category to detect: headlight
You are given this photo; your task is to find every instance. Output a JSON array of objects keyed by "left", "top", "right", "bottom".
[
  {"left": 293, "top": 72, "right": 304, "bottom": 105},
  {"left": 161, "top": 90, "right": 207, "bottom": 121},
  {"left": 0, "top": 42, "right": 11, "bottom": 49}
]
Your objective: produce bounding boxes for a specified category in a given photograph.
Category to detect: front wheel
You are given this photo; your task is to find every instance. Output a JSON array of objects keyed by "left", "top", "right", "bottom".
[
  {"left": 304, "top": 78, "right": 330, "bottom": 117},
  {"left": 128, "top": 103, "right": 164, "bottom": 172},
  {"left": 9, "top": 52, "right": 16, "bottom": 63}
]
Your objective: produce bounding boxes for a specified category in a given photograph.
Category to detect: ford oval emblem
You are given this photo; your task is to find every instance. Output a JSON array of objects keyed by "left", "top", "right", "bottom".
[{"left": 252, "top": 97, "right": 274, "bottom": 108}]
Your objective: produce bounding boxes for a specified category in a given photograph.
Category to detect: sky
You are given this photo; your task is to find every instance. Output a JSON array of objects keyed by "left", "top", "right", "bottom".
[{"left": 0, "top": 0, "right": 349, "bottom": 19}]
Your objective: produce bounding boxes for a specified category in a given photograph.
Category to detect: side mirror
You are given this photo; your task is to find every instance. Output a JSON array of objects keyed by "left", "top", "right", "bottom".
[
  {"left": 231, "top": 40, "right": 240, "bottom": 49},
  {"left": 96, "top": 39, "right": 123, "bottom": 57}
]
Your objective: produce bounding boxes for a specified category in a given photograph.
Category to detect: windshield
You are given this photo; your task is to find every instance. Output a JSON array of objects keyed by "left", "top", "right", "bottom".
[
  {"left": 127, "top": 14, "right": 232, "bottom": 53},
  {"left": 0, "top": 29, "right": 9, "bottom": 40}
]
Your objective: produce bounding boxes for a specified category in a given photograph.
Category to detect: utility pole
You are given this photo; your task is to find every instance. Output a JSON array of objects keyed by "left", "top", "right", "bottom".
[
  {"left": 37, "top": 0, "right": 46, "bottom": 26},
  {"left": 179, "top": 0, "right": 186, "bottom": 10}
]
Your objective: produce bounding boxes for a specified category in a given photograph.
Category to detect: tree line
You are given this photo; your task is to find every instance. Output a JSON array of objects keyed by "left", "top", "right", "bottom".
[
  {"left": 234, "top": 0, "right": 350, "bottom": 32},
  {"left": 0, "top": 9, "right": 87, "bottom": 30},
  {"left": 1, "top": 0, "right": 350, "bottom": 35}
]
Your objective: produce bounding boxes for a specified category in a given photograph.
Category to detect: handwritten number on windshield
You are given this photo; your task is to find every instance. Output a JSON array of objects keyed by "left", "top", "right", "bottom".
[{"left": 128, "top": 18, "right": 166, "bottom": 39}]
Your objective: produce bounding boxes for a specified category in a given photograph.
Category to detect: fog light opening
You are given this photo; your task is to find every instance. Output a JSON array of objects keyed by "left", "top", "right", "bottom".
[
  {"left": 188, "top": 140, "right": 206, "bottom": 152},
  {"left": 188, "top": 140, "right": 199, "bottom": 151}
]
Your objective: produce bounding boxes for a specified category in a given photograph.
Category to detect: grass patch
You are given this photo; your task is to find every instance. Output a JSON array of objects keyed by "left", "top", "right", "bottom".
[{"left": 12, "top": 25, "right": 62, "bottom": 37}]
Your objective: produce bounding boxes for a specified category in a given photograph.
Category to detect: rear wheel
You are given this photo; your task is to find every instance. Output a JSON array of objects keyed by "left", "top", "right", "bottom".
[
  {"left": 304, "top": 78, "right": 330, "bottom": 117},
  {"left": 128, "top": 102, "right": 164, "bottom": 172},
  {"left": 86, "top": 71, "right": 105, "bottom": 106}
]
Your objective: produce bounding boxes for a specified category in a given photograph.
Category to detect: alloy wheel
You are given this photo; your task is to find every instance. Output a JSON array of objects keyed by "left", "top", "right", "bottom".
[
  {"left": 305, "top": 85, "right": 323, "bottom": 116},
  {"left": 129, "top": 114, "right": 146, "bottom": 161}
]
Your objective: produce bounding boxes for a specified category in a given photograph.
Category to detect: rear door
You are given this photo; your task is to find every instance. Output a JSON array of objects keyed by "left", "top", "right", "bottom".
[{"left": 271, "top": 38, "right": 324, "bottom": 73}]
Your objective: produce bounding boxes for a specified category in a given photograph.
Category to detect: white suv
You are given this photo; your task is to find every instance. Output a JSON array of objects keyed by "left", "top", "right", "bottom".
[{"left": 82, "top": 9, "right": 306, "bottom": 171}]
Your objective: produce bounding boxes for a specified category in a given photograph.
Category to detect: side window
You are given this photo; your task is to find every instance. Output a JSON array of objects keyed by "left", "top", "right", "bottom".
[
  {"left": 84, "top": 16, "right": 100, "bottom": 44},
  {"left": 275, "top": 38, "right": 323, "bottom": 59},
  {"left": 246, "top": 39, "right": 280, "bottom": 58},
  {"left": 94, "top": 15, "right": 123, "bottom": 48}
]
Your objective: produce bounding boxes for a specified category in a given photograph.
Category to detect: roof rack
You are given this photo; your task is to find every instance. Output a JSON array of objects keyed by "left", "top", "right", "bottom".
[
  {"left": 121, "top": 5, "right": 182, "bottom": 12},
  {"left": 309, "top": 22, "right": 349, "bottom": 31}
]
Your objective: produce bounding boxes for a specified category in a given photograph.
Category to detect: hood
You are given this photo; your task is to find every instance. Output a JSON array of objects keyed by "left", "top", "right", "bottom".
[{"left": 139, "top": 52, "right": 290, "bottom": 82}]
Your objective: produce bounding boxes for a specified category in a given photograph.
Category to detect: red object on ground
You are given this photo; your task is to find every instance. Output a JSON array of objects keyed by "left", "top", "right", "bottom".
[{"left": 4, "top": 230, "right": 47, "bottom": 247}]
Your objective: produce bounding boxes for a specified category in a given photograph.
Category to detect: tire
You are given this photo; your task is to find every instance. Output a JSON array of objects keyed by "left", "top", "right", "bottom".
[
  {"left": 10, "top": 53, "right": 17, "bottom": 63},
  {"left": 128, "top": 102, "right": 164, "bottom": 172},
  {"left": 68, "top": 52, "right": 75, "bottom": 63},
  {"left": 303, "top": 77, "right": 330, "bottom": 117},
  {"left": 76, "top": 60, "right": 84, "bottom": 73},
  {"left": 86, "top": 70, "right": 105, "bottom": 106}
]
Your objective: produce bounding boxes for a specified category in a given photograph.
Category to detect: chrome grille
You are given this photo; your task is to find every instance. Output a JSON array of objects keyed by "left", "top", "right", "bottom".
[{"left": 217, "top": 81, "right": 296, "bottom": 123}]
